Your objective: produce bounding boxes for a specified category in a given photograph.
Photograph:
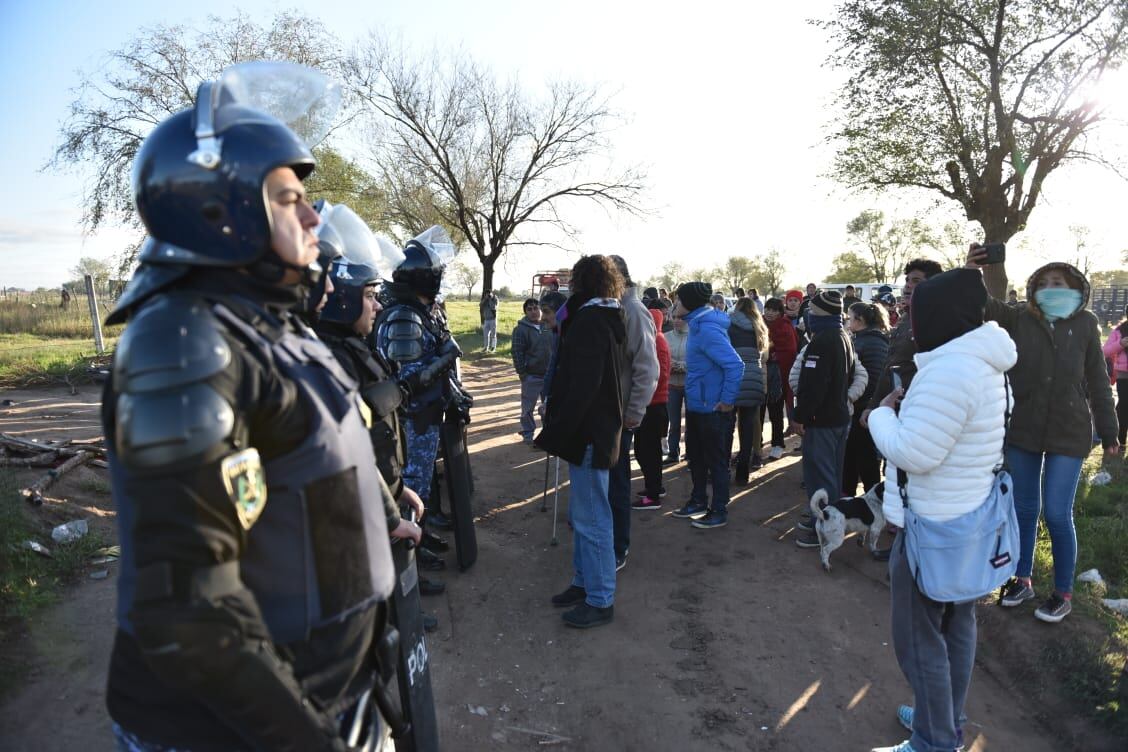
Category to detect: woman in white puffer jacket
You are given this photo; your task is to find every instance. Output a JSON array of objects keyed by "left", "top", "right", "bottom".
[{"left": 866, "top": 269, "right": 1017, "bottom": 752}]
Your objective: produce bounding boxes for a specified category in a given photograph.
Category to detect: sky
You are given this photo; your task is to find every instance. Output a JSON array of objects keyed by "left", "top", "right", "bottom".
[{"left": 2, "top": 0, "right": 1126, "bottom": 294}]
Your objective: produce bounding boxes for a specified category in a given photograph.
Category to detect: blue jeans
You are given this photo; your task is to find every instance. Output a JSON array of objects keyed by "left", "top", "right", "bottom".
[
  {"left": 569, "top": 445, "right": 616, "bottom": 608},
  {"left": 890, "top": 533, "right": 975, "bottom": 752},
  {"left": 666, "top": 385, "right": 685, "bottom": 458},
  {"left": 686, "top": 411, "right": 735, "bottom": 515},
  {"left": 519, "top": 374, "right": 545, "bottom": 440},
  {"left": 482, "top": 318, "right": 497, "bottom": 350},
  {"left": 1007, "top": 445, "right": 1084, "bottom": 594},
  {"left": 608, "top": 429, "right": 635, "bottom": 559}
]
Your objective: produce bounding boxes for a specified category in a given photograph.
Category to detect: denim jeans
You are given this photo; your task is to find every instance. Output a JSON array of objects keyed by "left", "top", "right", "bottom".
[
  {"left": 686, "top": 410, "right": 735, "bottom": 515},
  {"left": 482, "top": 318, "right": 497, "bottom": 350},
  {"left": 801, "top": 424, "right": 849, "bottom": 500},
  {"left": 569, "top": 445, "right": 616, "bottom": 608},
  {"left": 666, "top": 385, "right": 685, "bottom": 457},
  {"left": 608, "top": 429, "right": 635, "bottom": 559},
  {"left": 1007, "top": 445, "right": 1085, "bottom": 594},
  {"left": 519, "top": 374, "right": 545, "bottom": 440},
  {"left": 890, "top": 532, "right": 975, "bottom": 752}
]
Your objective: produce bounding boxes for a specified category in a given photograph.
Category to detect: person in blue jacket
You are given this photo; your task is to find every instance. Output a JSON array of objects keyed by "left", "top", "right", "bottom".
[{"left": 670, "top": 282, "right": 744, "bottom": 529}]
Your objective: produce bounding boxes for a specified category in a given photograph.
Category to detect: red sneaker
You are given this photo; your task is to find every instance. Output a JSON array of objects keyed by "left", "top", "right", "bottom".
[{"left": 631, "top": 496, "right": 662, "bottom": 511}]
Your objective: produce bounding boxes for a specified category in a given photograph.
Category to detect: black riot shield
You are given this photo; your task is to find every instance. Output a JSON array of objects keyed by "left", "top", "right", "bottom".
[
  {"left": 387, "top": 538, "right": 439, "bottom": 752},
  {"left": 437, "top": 418, "right": 477, "bottom": 571}
]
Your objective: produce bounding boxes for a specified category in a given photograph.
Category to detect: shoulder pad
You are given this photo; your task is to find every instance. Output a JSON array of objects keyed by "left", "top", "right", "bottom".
[
  {"left": 114, "top": 295, "right": 231, "bottom": 393},
  {"left": 116, "top": 383, "right": 235, "bottom": 469},
  {"left": 381, "top": 306, "right": 425, "bottom": 362}
]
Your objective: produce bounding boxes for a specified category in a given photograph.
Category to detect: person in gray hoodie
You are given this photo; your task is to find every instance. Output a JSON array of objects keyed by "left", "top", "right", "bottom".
[
  {"left": 512, "top": 298, "right": 554, "bottom": 444},
  {"left": 608, "top": 256, "right": 659, "bottom": 570}
]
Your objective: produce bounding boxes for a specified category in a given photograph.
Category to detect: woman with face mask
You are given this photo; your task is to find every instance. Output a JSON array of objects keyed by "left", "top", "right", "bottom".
[{"left": 966, "top": 249, "right": 1121, "bottom": 624}]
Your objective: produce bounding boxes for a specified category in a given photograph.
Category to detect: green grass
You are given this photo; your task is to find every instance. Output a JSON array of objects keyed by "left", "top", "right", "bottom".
[
  {"left": 1031, "top": 449, "right": 1128, "bottom": 736},
  {"left": 0, "top": 477, "right": 106, "bottom": 695},
  {"left": 445, "top": 300, "right": 526, "bottom": 359},
  {"left": 0, "top": 295, "right": 123, "bottom": 339},
  {"left": 0, "top": 334, "right": 116, "bottom": 388}
]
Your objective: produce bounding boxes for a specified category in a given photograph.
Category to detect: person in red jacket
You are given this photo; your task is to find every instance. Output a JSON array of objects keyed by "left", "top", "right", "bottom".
[
  {"left": 632, "top": 305, "right": 672, "bottom": 510},
  {"left": 763, "top": 297, "right": 799, "bottom": 460}
]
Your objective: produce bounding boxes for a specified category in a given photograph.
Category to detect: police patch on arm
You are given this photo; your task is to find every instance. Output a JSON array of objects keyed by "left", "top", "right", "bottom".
[{"left": 221, "top": 449, "right": 267, "bottom": 529}]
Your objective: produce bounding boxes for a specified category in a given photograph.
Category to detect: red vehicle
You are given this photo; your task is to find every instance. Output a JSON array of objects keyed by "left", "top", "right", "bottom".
[{"left": 531, "top": 269, "right": 572, "bottom": 298}]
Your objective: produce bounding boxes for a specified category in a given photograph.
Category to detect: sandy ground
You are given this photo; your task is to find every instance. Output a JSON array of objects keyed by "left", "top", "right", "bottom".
[{"left": 0, "top": 366, "right": 1116, "bottom": 751}]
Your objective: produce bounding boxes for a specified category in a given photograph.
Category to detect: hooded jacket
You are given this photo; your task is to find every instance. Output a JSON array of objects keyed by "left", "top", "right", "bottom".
[
  {"left": 852, "top": 326, "right": 890, "bottom": 408},
  {"left": 511, "top": 316, "right": 553, "bottom": 378},
  {"left": 1104, "top": 324, "right": 1128, "bottom": 378},
  {"left": 870, "top": 322, "right": 1018, "bottom": 527},
  {"left": 983, "top": 262, "right": 1118, "bottom": 457},
  {"left": 728, "top": 310, "right": 766, "bottom": 407},
  {"left": 648, "top": 308, "right": 671, "bottom": 405},
  {"left": 536, "top": 299, "right": 628, "bottom": 468},
  {"left": 619, "top": 285, "right": 660, "bottom": 426},
  {"left": 684, "top": 306, "right": 744, "bottom": 412}
]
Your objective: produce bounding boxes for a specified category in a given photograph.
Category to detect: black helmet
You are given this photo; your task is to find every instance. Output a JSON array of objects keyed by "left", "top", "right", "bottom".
[
  {"left": 318, "top": 201, "right": 403, "bottom": 326},
  {"left": 391, "top": 226, "right": 456, "bottom": 300},
  {"left": 132, "top": 62, "right": 339, "bottom": 269}
]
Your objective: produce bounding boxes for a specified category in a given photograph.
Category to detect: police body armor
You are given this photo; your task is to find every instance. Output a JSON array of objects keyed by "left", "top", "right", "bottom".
[{"left": 112, "top": 294, "right": 395, "bottom": 708}]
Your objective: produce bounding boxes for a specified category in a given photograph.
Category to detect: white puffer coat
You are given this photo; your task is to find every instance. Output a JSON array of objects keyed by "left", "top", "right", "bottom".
[{"left": 869, "top": 322, "right": 1017, "bottom": 527}]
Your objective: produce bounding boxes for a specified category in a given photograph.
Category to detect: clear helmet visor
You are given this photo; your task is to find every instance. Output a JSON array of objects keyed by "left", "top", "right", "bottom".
[
  {"left": 316, "top": 201, "right": 404, "bottom": 281},
  {"left": 189, "top": 61, "right": 341, "bottom": 169},
  {"left": 411, "top": 225, "right": 457, "bottom": 268}
]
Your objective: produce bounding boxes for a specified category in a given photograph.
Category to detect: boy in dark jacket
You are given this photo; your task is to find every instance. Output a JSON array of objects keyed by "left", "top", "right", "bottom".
[
  {"left": 512, "top": 298, "right": 553, "bottom": 445},
  {"left": 792, "top": 291, "right": 855, "bottom": 548}
]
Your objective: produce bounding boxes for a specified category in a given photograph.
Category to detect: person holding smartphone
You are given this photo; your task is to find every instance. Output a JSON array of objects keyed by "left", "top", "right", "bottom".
[{"left": 966, "top": 245, "right": 1120, "bottom": 623}]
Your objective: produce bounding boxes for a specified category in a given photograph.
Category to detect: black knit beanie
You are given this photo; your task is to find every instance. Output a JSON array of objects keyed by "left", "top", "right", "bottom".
[
  {"left": 911, "top": 268, "right": 987, "bottom": 352},
  {"left": 677, "top": 281, "right": 712, "bottom": 312},
  {"left": 809, "top": 290, "right": 843, "bottom": 317}
]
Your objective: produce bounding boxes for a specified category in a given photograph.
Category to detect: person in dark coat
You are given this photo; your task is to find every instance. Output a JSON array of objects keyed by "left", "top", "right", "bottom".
[
  {"left": 968, "top": 250, "right": 1120, "bottom": 623},
  {"left": 536, "top": 255, "right": 628, "bottom": 630},
  {"left": 728, "top": 298, "right": 769, "bottom": 484},
  {"left": 842, "top": 302, "right": 890, "bottom": 496}
]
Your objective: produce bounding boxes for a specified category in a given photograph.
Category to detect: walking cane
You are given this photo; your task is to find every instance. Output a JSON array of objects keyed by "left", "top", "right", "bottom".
[
  {"left": 550, "top": 456, "right": 561, "bottom": 546},
  {"left": 540, "top": 452, "right": 550, "bottom": 512}
]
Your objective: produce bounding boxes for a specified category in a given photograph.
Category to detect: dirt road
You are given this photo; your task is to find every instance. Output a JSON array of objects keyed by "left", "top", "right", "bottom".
[{"left": 0, "top": 365, "right": 1102, "bottom": 750}]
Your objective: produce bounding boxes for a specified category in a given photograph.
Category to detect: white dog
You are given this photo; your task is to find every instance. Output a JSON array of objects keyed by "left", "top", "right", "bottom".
[{"left": 809, "top": 482, "right": 886, "bottom": 572}]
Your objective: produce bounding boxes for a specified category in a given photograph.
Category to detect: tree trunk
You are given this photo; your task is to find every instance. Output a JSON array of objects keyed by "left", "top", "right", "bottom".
[
  {"left": 981, "top": 223, "right": 1012, "bottom": 300},
  {"left": 480, "top": 260, "right": 496, "bottom": 299}
]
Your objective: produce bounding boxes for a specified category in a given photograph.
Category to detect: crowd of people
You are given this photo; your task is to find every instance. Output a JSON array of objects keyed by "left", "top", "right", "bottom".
[{"left": 517, "top": 247, "right": 1123, "bottom": 752}]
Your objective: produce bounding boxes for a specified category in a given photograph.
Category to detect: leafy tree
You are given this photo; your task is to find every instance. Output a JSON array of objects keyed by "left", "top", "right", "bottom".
[
  {"left": 1089, "top": 269, "right": 1128, "bottom": 288},
  {"left": 846, "top": 210, "right": 933, "bottom": 282},
  {"left": 825, "top": 251, "right": 879, "bottom": 283},
  {"left": 654, "top": 262, "right": 686, "bottom": 292},
  {"left": 449, "top": 260, "right": 481, "bottom": 301},
  {"left": 720, "top": 256, "right": 758, "bottom": 294},
  {"left": 305, "top": 147, "right": 388, "bottom": 231},
  {"left": 346, "top": 37, "right": 646, "bottom": 300},
  {"left": 822, "top": 0, "right": 1128, "bottom": 296},
  {"left": 752, "top": 249, "right": 787, "bottom": 297}
]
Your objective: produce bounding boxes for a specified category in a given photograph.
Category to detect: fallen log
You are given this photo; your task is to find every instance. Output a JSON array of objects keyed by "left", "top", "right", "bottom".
[
  {"left": 0, "top": 451, "right": 60, "bottom": 468},
  {"left": 21, "top": 451, "right": 90, "bottom": 505}
]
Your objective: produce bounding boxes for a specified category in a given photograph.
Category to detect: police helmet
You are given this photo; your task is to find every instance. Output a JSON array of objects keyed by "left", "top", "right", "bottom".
[
  {"left": 318, "top": 201, "right": 405, "bottom": 326},
  {"left": 392, "top": 226, "right": 456, "bottom": 300},
  {"left": 133, "top": 62, "right": 340, "bottom": 269}
]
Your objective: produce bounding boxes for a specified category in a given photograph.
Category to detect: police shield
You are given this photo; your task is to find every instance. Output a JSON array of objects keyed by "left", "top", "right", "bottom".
[
  {"left": 387, "top": 537, "right": 439, "bottom": 752},
  {"left": 437, "top": 417, "right": 477, "bottom": 571}
]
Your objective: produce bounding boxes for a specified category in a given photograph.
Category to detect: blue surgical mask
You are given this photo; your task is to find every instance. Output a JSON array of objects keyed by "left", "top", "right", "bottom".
[{"left": 1034, "top": 288, "right": 1082, "bottom": 322}]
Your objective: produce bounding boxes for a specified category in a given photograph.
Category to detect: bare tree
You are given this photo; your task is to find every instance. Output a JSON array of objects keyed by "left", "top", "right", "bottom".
[
  {"left": 753, "top": 250, "right": 787, "bottom": 297},
  {"left": 822, "top": 0, "right": 1128, "bottom": 296},
  {"left": 720, "top": 257, "right": 758, "bottom": 294},
  {"left": 346, "top": 37, "right": 646, "bottom": 299},
  {"left": 449, "top": 259, "right": 481, "bottom": 301},
  {"left": 47, "top": 11, "right": 340, "bottom": 265}
]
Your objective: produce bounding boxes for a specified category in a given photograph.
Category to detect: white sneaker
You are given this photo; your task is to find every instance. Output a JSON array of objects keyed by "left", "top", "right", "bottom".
[{"left": 769, "top": 446, "right": 783, "bottom": 460}]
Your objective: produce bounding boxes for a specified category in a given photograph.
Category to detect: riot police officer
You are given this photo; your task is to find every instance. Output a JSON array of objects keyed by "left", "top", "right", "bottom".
[
  {"left": 375, "top": 229, "right": 462, "bottom": 527},
  {"left": 103, "top": 63, "right": 397, "bottom": 751}
]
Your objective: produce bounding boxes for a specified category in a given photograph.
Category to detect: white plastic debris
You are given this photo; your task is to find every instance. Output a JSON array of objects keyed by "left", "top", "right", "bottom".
[
  {"left": 89, "top": 570, "right": 109, "bottom": 580},
  {"left": 51, "top": 519, "right": 88, "bottom": 544},
  {"left": 1090, "top": 471, "right": 1112, "bottom": 487},
  {"left": 1078, "top": 568, "right": 1105, "bottom": 586},
  {"left": 468, "top": 705, "right": 488, "bottom": 717},
  {"left": 1101, "top": 599, "right": 1128, "bottom": 616},
  {"left": 21, "top": 540, "right": 52, "bottom": 557}
]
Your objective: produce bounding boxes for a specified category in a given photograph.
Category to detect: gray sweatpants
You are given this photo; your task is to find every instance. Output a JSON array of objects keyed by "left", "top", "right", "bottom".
[{"left": 890, "top": 532, "right": 975, "bottom": 752}]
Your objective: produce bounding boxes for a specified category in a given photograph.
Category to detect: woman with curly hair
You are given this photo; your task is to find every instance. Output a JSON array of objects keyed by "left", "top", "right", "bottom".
[{"left": 536, "top": 255, "right": 628, "bottom": 629}]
